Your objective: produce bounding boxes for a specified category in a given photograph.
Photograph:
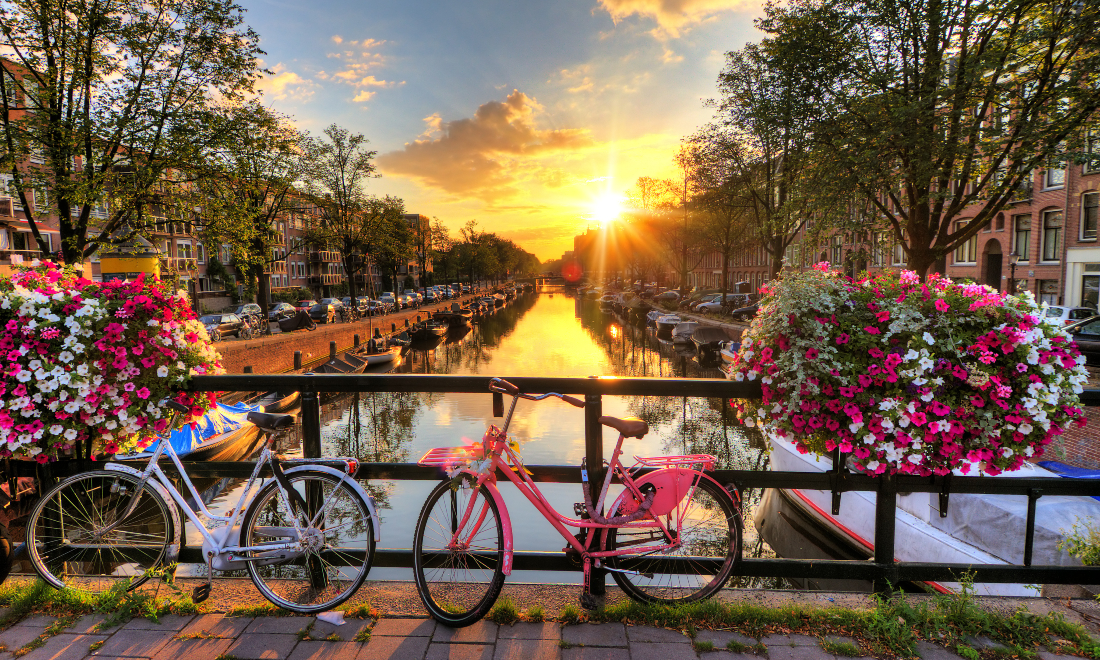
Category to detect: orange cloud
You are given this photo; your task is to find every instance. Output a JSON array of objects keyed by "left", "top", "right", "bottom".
[
  {"left": 598, "top": 0, "right": 755, "bottom": 37},
  {"left": 255, "top": 63, "right": 317, "bottom": 102},
  {"left": 377, "top": 90, "right": 593, "bottom": 202}
]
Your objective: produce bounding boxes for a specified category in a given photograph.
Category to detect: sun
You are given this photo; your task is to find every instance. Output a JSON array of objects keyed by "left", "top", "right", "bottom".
[{"left": 590, "top": 193, "right": 623, "bottom": 225}]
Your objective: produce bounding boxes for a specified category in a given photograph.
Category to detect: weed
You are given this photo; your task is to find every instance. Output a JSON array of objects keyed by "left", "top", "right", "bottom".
[
  {"left": 693, "top": 640, "right": 715, "bottom": 652},
  {"left": 324, "top": 633, "right": 341, "bottom": 642},
  {"left": 89, "top": 641, "right": 105, "bottom": 652},
  {"left": 487, "top": 598, "right": 519, "bottom": 625},
  {"left": 559, "top": 604, "right": 583, "bottom": 625},
  {"left": 175, "top": 631, "right": 218, "bottom": 640},
  {"left": 524, "top": 604, "right": 545, "bottom": 623},
  {"left": 558, "top": 640, "right": 577, "bottom": 649},
  {"left": 725, "top": 640, "right": 754, "bottom": 653},
  {"left": 821, "top": 639, "right": 863, "bottom": 657},
  {"left": 224, "top": 603, "right": 290, "bottom": 617},
  {"left": 957, "top": 644, "right": 981, "bottom": 660},
  {"left": 343, "top": 604, "right": 379, "bottom": 620},
  {"left": 353, "top": 629, "right": 371, "bottom": 643},
  {"left": 296, "top": 621, "right": 315, "bottom": 641},
  {"left": 1060, "top": 518, "right": 1100, "bottom": 567}
]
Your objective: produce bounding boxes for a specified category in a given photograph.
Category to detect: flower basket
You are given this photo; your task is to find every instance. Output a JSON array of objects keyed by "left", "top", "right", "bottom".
[
  {"left": 727, "top": 265, "right": 1088, "bottom": 476},
  {"left": 0, "top": 261, "right": 224, "bottom": 462}
]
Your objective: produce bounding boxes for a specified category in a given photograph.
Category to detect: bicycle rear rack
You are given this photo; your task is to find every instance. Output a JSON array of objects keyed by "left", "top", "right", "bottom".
[
  {"left": 631, "top": 454, "right": 716, "bottom": 471},
  {"left": 418, "top": 446, "right": 483, "bottom": 468}
]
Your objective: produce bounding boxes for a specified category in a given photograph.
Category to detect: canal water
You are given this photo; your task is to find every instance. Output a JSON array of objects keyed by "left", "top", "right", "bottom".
[{"left": 195, "top": 290, "right": 777, "bottom": 585}]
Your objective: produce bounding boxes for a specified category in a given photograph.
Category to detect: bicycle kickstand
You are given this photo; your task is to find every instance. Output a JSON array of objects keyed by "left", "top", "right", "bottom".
[
  {"left": 579, "top": 558, "right": 602, "bottom": 610},
  {"left": 192, "top": 553, "right": 213, "bottom": 603}
]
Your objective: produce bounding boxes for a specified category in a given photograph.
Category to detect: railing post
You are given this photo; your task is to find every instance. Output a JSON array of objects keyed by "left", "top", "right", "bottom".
[
  {"left": 354, "top": 334, "right": 360, "bottom": 347},
  {"left": 329, "top": 341, "right": 337, "bottom": 361},
  {"left": 584, "top": 376, "right": 605, "bottom": 597},
  {"left": 874, "top": 473, "right": 898, "bottom": 594},
  {"left": 293, "top": 351, "right": 302, "bottom": 370},
  {"left": 302, "top": 387, "right": 321, "bottom": 459}
]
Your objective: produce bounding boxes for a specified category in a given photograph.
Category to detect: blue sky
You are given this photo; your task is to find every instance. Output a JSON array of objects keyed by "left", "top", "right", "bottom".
[{"left": 241, "top": 0, "right": 764, "bottom": 260}]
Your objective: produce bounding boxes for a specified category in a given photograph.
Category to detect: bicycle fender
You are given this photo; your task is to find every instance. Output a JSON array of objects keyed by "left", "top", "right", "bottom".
[
  {"left": 284, "top": 465, "right": 382, "bottom": 543},
  {"left": 103, "top": 463, "right": 183, "bottom": 565}
]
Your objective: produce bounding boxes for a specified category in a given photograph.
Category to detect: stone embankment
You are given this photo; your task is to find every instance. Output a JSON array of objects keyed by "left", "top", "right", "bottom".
[{"left": 215, "top": 295, "right": 485, "bottom": 374}]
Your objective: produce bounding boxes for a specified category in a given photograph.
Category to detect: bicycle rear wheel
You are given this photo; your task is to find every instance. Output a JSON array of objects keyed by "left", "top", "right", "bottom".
[
  {"left": 413, "top": 474, "right": 505, "bottom": 627},
  {"left": 604, "top": 476, "right": 740, "bottom": 604},
  {"left": 26, "top": 472, "right": 175, "bottom": 594},
  {"left": 241, "top": 470, "right": 375, "bottom": 614}
]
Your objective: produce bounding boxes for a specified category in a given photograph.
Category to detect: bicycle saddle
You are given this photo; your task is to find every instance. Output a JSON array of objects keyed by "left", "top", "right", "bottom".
[
  {"left": 246, "top": 411, "right": 295, "bottom": 432},
  {"left": 598, "top": 416, "right": 648, "bottom": 439}
]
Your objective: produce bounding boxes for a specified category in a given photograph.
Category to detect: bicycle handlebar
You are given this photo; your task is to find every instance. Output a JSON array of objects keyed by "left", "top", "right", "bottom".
[{"left": 488, "top": 378, "right": 585, "bottom": 408}]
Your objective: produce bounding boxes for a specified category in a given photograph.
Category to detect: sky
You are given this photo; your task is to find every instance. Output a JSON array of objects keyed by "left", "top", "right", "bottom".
[{"left": 242, "top": 0, "right": 766, "bottom": 262}]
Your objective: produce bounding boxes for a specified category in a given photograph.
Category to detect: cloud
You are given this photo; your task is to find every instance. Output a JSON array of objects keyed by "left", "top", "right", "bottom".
[
  {"left": 597, "top": 0, "right": 754, "bottom": 38},
  {"left": 378, "top": 90, "right": 594, "bottom": 202},
  {"left": 255, "top": 63, "right": 318, "bottom": 102},
  {"left": 352, "top": 90, "right": 376, "bottom": 103},
  {"left": 315, "top": 37, "right": 403, "bottom": 105},
  {"left": 331, "top": 35, "right": 343, "bottom": 44}
]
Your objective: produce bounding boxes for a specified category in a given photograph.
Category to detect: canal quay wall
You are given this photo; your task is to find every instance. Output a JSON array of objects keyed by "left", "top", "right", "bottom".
[{"left": 215, "top": 296, "right": 484, "bottom": 374}]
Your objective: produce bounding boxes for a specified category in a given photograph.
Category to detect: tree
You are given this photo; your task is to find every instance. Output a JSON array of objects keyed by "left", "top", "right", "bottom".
[
  {"left": 0, "top": 0, "right": 261, "bottom": 263},
  {"left": 761, "top": 0, "right": 1100, "bottom": 276},
  {"left": 301, "top": 125, "right": 405, "bottom": 300},
  {"left": 195, "top": 102, "right": 306, "bottom": 314}
]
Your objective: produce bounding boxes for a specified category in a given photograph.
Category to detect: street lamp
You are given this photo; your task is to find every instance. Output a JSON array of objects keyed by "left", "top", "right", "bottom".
[{"left": 1008, "top": 250, "right": 1019, "bottom": 295}]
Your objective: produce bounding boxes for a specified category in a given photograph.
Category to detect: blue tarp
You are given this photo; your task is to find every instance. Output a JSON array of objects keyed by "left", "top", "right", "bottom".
[
  {"left": 132, "top": 401, "right": 262, "bottom": 458},
  {"left": 1037, "top": 461, "right": 1100, "bottom": 479}
]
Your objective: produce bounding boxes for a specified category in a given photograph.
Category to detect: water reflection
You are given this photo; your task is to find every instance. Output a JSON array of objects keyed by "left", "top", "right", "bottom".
[{"left": 198, "top": 291, "right": 777, "bottom": 585}]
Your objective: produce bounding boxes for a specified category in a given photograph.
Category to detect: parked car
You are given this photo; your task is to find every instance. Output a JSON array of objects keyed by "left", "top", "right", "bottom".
[
  {"left": 697, "top": 294, "right": 751, "bottom": 314},
  {"left": 730, "top": 303, "right": 760, "bottom": 322},
  {"left": 686, "top": 294, "right": 722, "bottom": 311},
  {"left": 424, "top": 290, "right": 437, "bottom": 304},
  {"left": 367, "top": 300, "right": 387, "bottom": 316},
  {"left": 267, "top": 302, "right": 296, "bottom": 323},
  {"left": 233, "top": 303, "right": 262, "bottom": 318},
  {"left": 200, "top": 313, "right": 247, "bottom": 340},
  {"left": 319, "top": 297, "right": 344, "bottom": 312},
  {"left": 1066, "top": 315, "right": 1100, "bottom": 365},
  {"left": 308, "top": 302, "right": 335, "bottom": 323},
  {"left": 1042, "top": 305, "right": 1095, "bottom": 326},
  {"left": 655, "top": 290, "right": 680, "bottom": 301},
  {"left": 296, "top": 299, "right": 318, "bottom": 313}
]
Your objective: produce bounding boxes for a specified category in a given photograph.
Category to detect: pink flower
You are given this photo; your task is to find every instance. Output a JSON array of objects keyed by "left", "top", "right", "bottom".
[
  {"left": 864, "top": 326, "right": 881, "bottom": 335},
  {"left": 934, "top": 299, "right": 950, "bottom": 312},
  {"left": 805, "top": 348, "right": 819, "bottom": 360},
  {"left": 836, "top": 333, "right": 850, "bottom": 345},
  {"left": 136, "top": 387, "right": 151, "bottom": 400}
]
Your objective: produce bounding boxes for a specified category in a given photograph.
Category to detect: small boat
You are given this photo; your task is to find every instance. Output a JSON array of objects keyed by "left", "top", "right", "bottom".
[
  {"left": 131, "top": 392, "right": 301, "bottom": 461},
  {"left": 655, "top": 314, "right": 681, "bottom": 339},
  {"left": 757, "top": 433, "right": 1100, "bottom": 596},
  {"left": 692, "top": 326, "right": 731, "bottom": 363},
  {"left": 492, "top": 293, "right": 506, "bottom": 307},
  {"left": 317, "top": 355, "right": 367, "bottom": 374},
  {"left": 671, "top": 321, "right": 699, "bottom": 343},
  {"left": 412, "top": 321, "right": 449, "bottom": 341},
  {"left": 349, "top": 345, "right": 402, "bottom": 365},
  {"left": 646, "top": 310, "right": 663, "bottom": 326},
  {"left": 719, "top": 340, "right": 740, "bottom": 365}
]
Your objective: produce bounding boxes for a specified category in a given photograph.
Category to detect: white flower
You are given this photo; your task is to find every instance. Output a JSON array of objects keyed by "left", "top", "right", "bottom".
[
  {"left": 157, "top": 365, "right": 169, "bottom": 378},
  {"left": 49, "top": 424, "right": 63, "bottom": 435},
  {"left": 923, "top": 332, "right": 935, "bottom": 344},
  {"left": 63, "top": 401, "right": 80, "bottom": 414},
  {"left": 63, "top": 428, "right": 77, "bottom": 440},
  {"left": 849, "top": 421, "right": 864, "bottom": 433},
  {"left": 1018, "top": 422, "right": 1033, "bottom": 434}
]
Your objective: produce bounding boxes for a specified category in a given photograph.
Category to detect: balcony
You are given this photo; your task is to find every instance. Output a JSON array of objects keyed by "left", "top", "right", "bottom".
[
  {"left": 308, "top": 274, "right": 343, "bottom": 286},
  {"left": 1010, "top": 180, "right": 1034, "bottom": 204},
  {"left": 160, "top": 256, "right": 197, "bottom": 271},
  {"left": 0, "top": 249, "right": 44, "bottom": 266},
  {"left": 264, "top": 260, "right": 288, "bottom": 275},
  {"left": 309, "top": 250, "right": 341, "bottom": 263}
]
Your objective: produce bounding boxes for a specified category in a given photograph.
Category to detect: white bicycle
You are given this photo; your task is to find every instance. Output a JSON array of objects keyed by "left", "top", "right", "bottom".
[{"left": 25, "top": 402, "right": 380, "bottom": 613}]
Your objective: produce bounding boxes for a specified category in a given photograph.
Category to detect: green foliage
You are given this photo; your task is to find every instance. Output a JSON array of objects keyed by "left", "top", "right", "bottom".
[
  {"left": 524, "top": 605, "right": 545, "bottom": 622},
  {"left": 558, "top": 604, "right": 584, "bottom": 625},
  {"left": 487, "top": 597, "right": 519, "bottom": 625},
  {"left": 693, "top": 640, "right": 715, "bottom": 652},
  {"left": 820, "top": 639, "right": 863, "bottom": 657},
  {"left": 1060, "top": 519, "right": 1100, "bottom": 567}
]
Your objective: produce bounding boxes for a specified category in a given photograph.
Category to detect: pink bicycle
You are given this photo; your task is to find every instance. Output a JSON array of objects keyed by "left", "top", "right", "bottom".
[{"left": 414, "top": 377, "right": 743, "bottom": 627}]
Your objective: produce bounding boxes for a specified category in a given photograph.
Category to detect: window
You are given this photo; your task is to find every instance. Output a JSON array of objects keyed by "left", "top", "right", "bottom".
[
  {"left": 1045, "top": 148, "right": 1066, "bottom": 188},
  {"left": 196, "top": 243, "right": 205, "bottom": 264},
  {"left": 1041, "top": 210, "right": 1063, "bottom": 262},
  {"left": 830, "top": 235, "right": 842, "bottom": 264},
  {"left": 1087, "top": 128, "right": 1100, "bottom": 175},
  {"left": 995, "top": 214, "right": 1004, "bottom": 231},
  {"left": 177, "top": 240, "right": 192, "bottom": 260},
  {"left": 954, "top": 221, "right": 977, "bottom": 264},
  {"left": 32, "top": 187, "right": 47, "bottom": 210},
  {"left": 1013, "top": 214, "right": 1031, "bottom": 261},
  {"left": 2, "top": 73, "right": 18, "bottom": 108},
  {"left": 1084, "top": 193, "right": 1099, "bottom": 241}
]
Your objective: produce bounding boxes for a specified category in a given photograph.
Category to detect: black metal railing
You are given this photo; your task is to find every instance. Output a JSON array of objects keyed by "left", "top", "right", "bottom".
[{"left": 176, "top": 374, "right": 1100, "bottom": 594}]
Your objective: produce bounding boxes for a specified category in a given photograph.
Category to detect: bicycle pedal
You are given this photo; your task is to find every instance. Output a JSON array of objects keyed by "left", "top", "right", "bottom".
[
  {"left": 573, "top": 502, "right": 587, "bottom": 517},
  {"left": 191, "top": 583, "right": 211, "bottom": 603}
]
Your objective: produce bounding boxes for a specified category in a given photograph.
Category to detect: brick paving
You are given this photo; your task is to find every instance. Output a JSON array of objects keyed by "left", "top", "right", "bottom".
[{"left": 0, "top": 608, "right": 1090, "bottom": 660}]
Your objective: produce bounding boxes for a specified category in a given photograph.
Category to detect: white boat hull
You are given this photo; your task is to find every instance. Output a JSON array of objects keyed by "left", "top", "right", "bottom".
[{"left": 759, "top": 433, "right": 1098, "bottom": 596}]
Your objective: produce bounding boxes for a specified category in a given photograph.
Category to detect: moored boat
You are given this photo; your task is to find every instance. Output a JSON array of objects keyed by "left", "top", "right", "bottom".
[
  {"left": 655, "top": 314, "right": 681, "bottom": 339},
  {"left": 691, "top": 326, "right": 731, "bottom": 364},
  {"left": 412, "top": 321, "right": 449, "bottom": 340},
  {"left": 671, "top": 321, "right": 699, "bottom": 343}
]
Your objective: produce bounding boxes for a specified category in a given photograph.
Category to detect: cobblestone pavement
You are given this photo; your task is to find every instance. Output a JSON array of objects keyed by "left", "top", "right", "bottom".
[{"left": 0, "top": 611, "right": 1090, "bottom": 660}]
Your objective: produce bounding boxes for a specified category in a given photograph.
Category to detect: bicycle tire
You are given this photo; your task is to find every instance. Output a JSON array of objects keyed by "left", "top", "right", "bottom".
[
  {"left": 26, "top": 471, "right": 175, "bottom": 594},
  {"left": 413, "top": 474, "right": 505, "bottom": 627},
  {"left": 604, "top": 476, "right": 740, "bottom": 604},
  {"left": 241, "top": 470, "right": 375, "bottom": 614}
]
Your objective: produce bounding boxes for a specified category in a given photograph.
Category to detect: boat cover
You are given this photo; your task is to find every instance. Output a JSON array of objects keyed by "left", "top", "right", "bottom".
[
  {"left": 130, "top": 401, "right": 262, "bottom": 458},
  {"left": 278, "top": 310, "right": 316, "bottom": 332},
  {"left": 1037, "top": 460, "right": 1100, "bottom": 479}
]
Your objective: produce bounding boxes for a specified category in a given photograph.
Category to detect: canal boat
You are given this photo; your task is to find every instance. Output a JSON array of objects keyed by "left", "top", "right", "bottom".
[
  {"left": 412, "top": 321, "right": 449, "bottom": 340},
  {"left": 492, "top": 293, "right": 506, "bottom": 307},
  {"left": 655, "top": 314, "right": 681, "bottom": 339},
  {"left": 317, "top": 355, "right": 368, "bottom": 374},
  {"left": 349, "top": 344, "right": 402, "bottom": 365},
  {"left": 646, "top": 309, "right": 663, "bottom": 326},
  {"left": 671, "top": 320, "right": 698, "bottom": 343},
  {"left": 692, "top": 326, "right": 731, "bottom": 364},
  {"left": 756, "top": 433, "right": 1100, "bottom": 596}
]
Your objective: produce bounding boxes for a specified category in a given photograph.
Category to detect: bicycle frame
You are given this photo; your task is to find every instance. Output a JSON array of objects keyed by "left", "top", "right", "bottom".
[{"left": 421, "top": 392, "right": 721, "bottom": 577}]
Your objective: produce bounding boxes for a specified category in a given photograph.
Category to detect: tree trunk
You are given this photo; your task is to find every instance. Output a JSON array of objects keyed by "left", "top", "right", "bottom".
[{"left": 255, "top": 264, "right": 271, "bottom": 312}]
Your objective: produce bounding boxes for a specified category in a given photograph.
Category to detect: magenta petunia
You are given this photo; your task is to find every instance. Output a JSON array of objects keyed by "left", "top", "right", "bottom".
[
  {"left": 805, "top": 348, "right": 819, "bottom": 360},
  {"left": 864, "top": 326, "right": 881, "bottom": 335}
]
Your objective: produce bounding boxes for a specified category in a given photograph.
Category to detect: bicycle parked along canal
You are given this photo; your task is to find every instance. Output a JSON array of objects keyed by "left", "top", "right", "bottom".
[
  {"left": 414, "top": 377, "right": 743, "bottom": 627},
  {"left": 25, "top": 401, "right": 379, "bottom": 613}
]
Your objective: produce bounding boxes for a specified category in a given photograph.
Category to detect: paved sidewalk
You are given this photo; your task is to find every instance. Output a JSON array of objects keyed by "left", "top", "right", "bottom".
[{"left": 0, "top": 611, "right": 1084, "bottom": 660}]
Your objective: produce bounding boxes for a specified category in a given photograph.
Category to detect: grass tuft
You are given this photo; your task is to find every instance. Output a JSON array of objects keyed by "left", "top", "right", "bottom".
[
  {"left": 559, "top": 604, "right": 584, "bottom": 625},
  {"left": 343, "top": 604, "right": 379, "bottom": 620},
  {"left": 487, "top": 598, "right": 519, "bottom": 625},
  {"left": 821, "top": 639, "right": 864, "bottom": 657},
  {"left": 524, "top": 604, "right": 545, "bottom": 623},
  {"left": 224, "top": 603, "right": 291, "bottom": 618},
  {"left": 353, "top": 629, "right": 372, "bottom": 643},
  {"left": 693, "top": 640, "right": 715, "bottom": 652}
]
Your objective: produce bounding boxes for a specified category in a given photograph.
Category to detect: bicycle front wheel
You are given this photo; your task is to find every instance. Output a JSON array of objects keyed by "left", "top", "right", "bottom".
[
  {"left": 241, "top": 470, "right": 375, "bottom": 614},
  {"left": 413, "top": 474, "right": 505, "bottom": 627},
  {"left": 27, "top": 471, "right": 175, "bottom": 594},
  {"left": 604, "top": 476, "right": 741, "bottom": 604}
]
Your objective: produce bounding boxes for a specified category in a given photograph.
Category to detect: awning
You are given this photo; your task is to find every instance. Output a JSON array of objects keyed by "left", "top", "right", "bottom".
[{"left": 0, "top": 218, "right": 61, "bottom": 233}]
